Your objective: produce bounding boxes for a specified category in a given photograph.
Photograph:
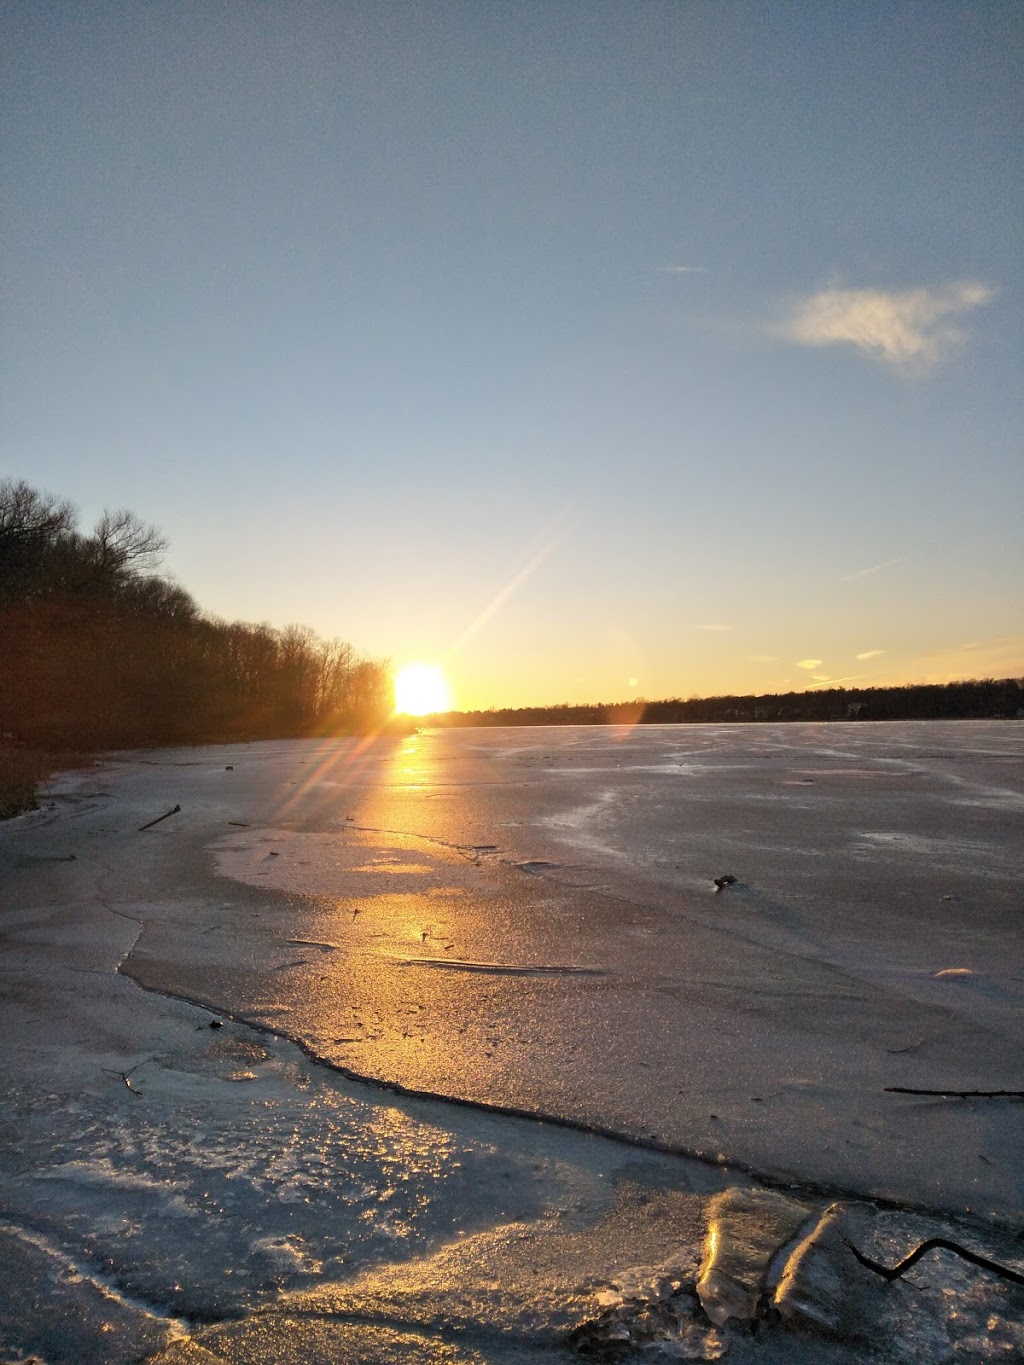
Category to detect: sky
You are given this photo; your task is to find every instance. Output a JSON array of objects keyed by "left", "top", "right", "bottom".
[{"left": 3, "top": 0, "right": 1022, "bottom": 711}]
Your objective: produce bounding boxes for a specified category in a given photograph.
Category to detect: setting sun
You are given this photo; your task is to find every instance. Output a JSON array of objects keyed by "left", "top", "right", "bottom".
[{"left": 393, "top": 663, "right": 452, "bottom": 716}]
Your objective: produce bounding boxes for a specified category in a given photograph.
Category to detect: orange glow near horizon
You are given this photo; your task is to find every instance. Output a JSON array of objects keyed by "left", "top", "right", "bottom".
[{"left": 394, "top": 663, "right": 453, "bottom": 716}]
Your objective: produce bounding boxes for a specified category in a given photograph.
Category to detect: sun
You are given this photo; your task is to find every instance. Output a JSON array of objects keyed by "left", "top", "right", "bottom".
[{"left": 393, "top": 663, "right": 452, "bottom": 716}]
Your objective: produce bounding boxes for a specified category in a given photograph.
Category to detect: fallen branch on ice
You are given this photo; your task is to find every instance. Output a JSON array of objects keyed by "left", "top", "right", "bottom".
[
  {"left": 138, "top": 804, "right": 181, "bottom": 831},
  {"left": 100, "top": 1059, "right": 152, "bottom": 1097},
  {"left": 844, "top": 1236, "right": 1024, "bottom": 1287},
  {"left": 884, "top": 1086, "right": 1024, "bottom": 1098}
]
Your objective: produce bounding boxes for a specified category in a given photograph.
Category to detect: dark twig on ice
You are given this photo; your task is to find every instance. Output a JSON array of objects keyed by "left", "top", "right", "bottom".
[
  {"left": 844, "top": 1237, "right": 1024, "bottom": 1287},
  {"left": 138, "top": 804, "right": 181, "bottom": 831},
  {"left": 884, "top": 1086, "right": 1024, "bottom": 1099}
]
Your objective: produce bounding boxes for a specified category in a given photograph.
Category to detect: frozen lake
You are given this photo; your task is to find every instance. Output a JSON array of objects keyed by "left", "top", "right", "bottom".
[
  {"left": 2, "top": 721, "right": 1022, "bottom": 1362},
  {"left": 135, "top": 720, "right": 1024, "bottom": 1215}
]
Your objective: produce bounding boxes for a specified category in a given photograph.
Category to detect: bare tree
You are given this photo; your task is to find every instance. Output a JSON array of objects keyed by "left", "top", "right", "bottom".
[
  {"left": 90, "top": 508, "right": 168, "bottom": 578},
  {"left": 315, "top": 637, "right": 356, "bottom": 719},
  {"left": 122, "top": 574, "right": 199, "bottom": 622},
  {"left": 0, "top": 478, "right": 76, "bottom": 550},
  {"left": 0, "top": 476, "right": 75, "bottom": 530},
  {"left": 0, "top": 479, "right": 78, "bottom": 600}
]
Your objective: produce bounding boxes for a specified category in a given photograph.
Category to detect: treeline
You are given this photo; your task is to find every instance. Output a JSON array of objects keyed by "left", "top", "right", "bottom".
[
  {"left": 441, "top": 678, "right": 1024, "bottom": 729},
  {"left": 0, "top": 479, "right": 393, "bottom": 750}
]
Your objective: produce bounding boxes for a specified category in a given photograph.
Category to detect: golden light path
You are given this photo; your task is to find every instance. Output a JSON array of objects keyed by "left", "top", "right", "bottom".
[{"left": 393, "top": 662, "right": 452, "bottom": 716}]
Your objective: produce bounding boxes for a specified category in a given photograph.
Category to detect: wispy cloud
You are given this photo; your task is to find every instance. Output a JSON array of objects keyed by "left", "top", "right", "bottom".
[
  {"left": 657, "top": 264, "right": 707, "bottom": 274},
  {"left": 697, "top": 622, "right": 733, "bottom": 632},
  {"left": 841, "top": 557, "right": 903, "bottom": 583},
  {"left": 807, "top": 673, "right": 865, "bottom": 689},
  {"left": 856, "top": 649, "right": 885, "bottom": 661},
  {"left": 796, "top": 658, "right": 822, "bottom": 670},
  {"left": 777, "top": 280, "right": 995, "bottom": 369}
]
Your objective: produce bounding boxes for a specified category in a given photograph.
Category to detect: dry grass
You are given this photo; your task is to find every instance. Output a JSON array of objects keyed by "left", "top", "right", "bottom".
[{"left": 0, "top": 747, "right": 90, "bottom": 820}]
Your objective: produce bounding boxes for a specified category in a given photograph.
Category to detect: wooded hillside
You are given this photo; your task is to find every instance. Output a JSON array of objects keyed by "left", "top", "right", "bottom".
[{"left": 0, "top": 479, "right": 392, "bottom": 750}]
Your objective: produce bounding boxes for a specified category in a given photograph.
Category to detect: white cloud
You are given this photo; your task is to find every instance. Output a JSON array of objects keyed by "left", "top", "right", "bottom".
[
  {"left": 659, "top": 264, "right": 707, "bottom": 274},
  {"left": 796, "top": 658, "right": 822, "bottom": 670},
  {"left": 856, "top": 649, "right": 885, "bottom": 661},
  {"left": 777, "top": 280, "right": 995, "bottom": 369}
]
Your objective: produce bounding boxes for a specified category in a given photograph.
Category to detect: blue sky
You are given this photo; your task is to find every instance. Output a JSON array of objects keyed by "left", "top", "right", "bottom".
[{"left": 4, "top": 1, "right": 1021, "bottom": 708}]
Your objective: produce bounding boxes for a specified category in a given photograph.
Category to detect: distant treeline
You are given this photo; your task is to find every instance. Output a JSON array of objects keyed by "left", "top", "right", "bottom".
[
  {"left": 440, "top": 678, "right": 1024, "bottom": 729},
  {"left": 0, "top": 479, "right": 393, "bottom": 750}
]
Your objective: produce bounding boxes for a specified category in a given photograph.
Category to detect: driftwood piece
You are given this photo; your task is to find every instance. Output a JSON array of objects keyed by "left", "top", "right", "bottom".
[
  {"left": 138, "top": 804, "right": 181, "bottom": 831},
  {"left": 884, "top": 1086, "right": 1024, "bottom": 1099}
]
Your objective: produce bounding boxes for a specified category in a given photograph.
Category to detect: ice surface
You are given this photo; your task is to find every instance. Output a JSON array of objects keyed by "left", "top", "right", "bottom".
[
  {"left": 1, "top": 722, "right": 1022, "bottom": 1361},
  {"left": 123, "top": 721, "right": 1023, "bottom": 1219}
]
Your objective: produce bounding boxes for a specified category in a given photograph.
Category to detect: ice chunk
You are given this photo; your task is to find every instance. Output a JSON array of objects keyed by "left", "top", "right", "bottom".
[
  {"left": 696, "top": 1186, "right": 814, "bottom": 1326},
  {"left": 774, "top": 1202, "right": 885, "bottom": 1340}
]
